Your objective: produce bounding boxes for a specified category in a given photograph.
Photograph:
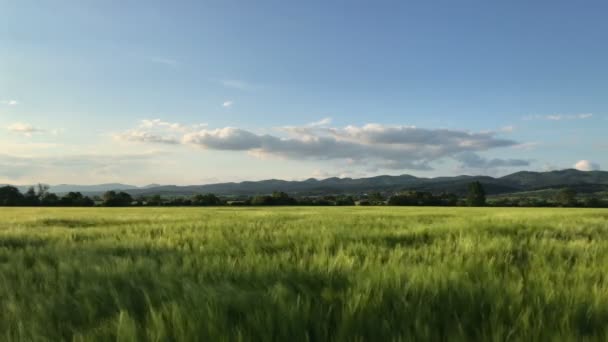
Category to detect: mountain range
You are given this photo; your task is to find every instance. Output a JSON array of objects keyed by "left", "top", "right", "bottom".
[{"left": 9, "top": 169, "right": 607, "bottom": 197}]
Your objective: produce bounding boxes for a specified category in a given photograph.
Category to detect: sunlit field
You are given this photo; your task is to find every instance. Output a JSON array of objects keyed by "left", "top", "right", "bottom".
[{"left": 1, "top": 207, "right": 608, "bottom": 341}]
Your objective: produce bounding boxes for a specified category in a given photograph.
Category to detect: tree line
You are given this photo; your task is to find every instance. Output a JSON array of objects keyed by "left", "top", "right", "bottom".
[
  {"left": 0, "top": 182, "right": 606, "bottom": 208},
  {"left": 0, "top": 185, "right": 95, "bottom": 207}
]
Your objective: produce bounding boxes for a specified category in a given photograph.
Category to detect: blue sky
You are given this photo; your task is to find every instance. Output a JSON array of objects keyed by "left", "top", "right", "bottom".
[{"left": 1, "top": 0, "right": 606, "bottom": 185}]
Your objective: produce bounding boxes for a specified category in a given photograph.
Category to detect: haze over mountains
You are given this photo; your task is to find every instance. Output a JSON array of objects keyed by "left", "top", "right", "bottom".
[{"left": 8, "top": 169, "right": 608, "bottom": 197}]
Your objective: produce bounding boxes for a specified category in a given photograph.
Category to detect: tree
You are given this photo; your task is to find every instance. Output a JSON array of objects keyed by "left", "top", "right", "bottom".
[
  {"left": 60, "top": 192, "right": 83, "bottom": 206},
  {"left": 367, "top": 192, "right": 385, "bottom": 205},
  {"left": 36, "top": 184, "right": 50, "bottom": 198},
  {"left": 250, "top": 192, "right": 296, "bottom": 206},
  {"left": 40, "top": 193, "right": 60, "bottom": 206},
  {"left": 60, "top": 192, "right": 94, "bottom": 207},
  {"left": 192, "top": 193, "right": 222, "bottom": 206},
  {"left": 388, "top": 192, "right": 416, "bottom": 206},
  {"left": 439, "top": 193, "right": 459, "bottom": 206},
  {"left": 467, "top": 181, "right": 486, "bottom": 207},
  {"left": 555, "top": 188, "right": 577, "bottom": 207},
  {"left": 102, "top": 191, "right": 133, "bottom": 207},
  {"left": 0, "top": 186, "right": 24, "bottom": 206},
  {"left": 146, "top": 194, "right": 163, "bottom": 206},
  {"left": 271, "top": 191, "right": 297, "bottom": 205},
  {"left": 584, "top": 196, "right": 603, "bottom": 208},
  {"left": 335, "top": 196, "right": 355, "bottom": 206},
  {"left": 22, "top": 186, "right": 40, "bottom": 206}
]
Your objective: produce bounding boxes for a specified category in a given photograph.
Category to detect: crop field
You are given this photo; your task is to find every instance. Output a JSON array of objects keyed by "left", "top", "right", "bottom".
[{"left": 1, "top": 207, "right": 608, "bottom": 341}]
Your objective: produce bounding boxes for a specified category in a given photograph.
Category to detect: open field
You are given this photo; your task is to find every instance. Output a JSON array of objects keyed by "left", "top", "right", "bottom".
[{"left": 1, "top": 207, "right": 608, "bottom": 341}]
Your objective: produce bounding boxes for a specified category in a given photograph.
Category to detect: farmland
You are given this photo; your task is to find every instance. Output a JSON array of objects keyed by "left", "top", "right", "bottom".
[{"left": 1, "top": 207, "right": 608, "bottom": 341}]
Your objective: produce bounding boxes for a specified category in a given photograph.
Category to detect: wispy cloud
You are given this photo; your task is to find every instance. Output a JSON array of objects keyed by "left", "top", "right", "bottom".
[
  {"left": 149, "top": 56, "right": 178, "bottom": 67},
  {"left": 1, "top": 100, "right": 19, "bottom": 106},
  {"left": 513, "top": 142, "right": 540, "bottom": 150},
  {"left": 308, "top": 117, "right": 332, "bottom": 127},
  {"left": 523, "top": 113, "right": 593, "bottom": 121},
  {"left": 7, "top": 123, "right": 45, "bottom": 137},
  {"left": 113, "top": 118, "right": 206, "bottom": 145},
  {"left": 0, "top": 151, "right": 167, "bottom": 182},
  {"left": 114, "top": 130, "right": 181, "bottom": 145},
  {"left": 140, "top": 119, "right": 187, "bottom": 131},
  {"left": 220, "top": 79, "right": 257, "bottom": 91},
  {"left": 500, "top": 125, "right": 516, "bottom": 133},
  {"left": 222, "top": 100, "right": 233, "bottom": 108}
]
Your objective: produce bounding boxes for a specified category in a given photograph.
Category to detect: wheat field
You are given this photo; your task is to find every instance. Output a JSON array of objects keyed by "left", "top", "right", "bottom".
[{"left": 1, "top": 207, "right": 608, "bottom": 341}]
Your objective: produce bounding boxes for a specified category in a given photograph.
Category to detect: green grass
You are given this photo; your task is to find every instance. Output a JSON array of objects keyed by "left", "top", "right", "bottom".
[{"left": 1, "top": 207, "right": 608, "bottom": 341}]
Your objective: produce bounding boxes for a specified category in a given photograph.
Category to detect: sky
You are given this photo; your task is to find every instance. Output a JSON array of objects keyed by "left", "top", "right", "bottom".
[{"left": 1, "top": 0, "right": 607, "bottom": 186}]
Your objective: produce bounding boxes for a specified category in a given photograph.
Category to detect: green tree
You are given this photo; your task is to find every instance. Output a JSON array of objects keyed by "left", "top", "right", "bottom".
[
  {"left": 192, "top": 194, "right": 222, "bottom": 206},
  {"left": 555, "top": 188, "right": 577, "bottom": 207},
  {"left": 40, "top": 193, "right": 60, "bottom": 206},
  {"left": 251, "top": 192, "right": 296, "bottom": 206},
  {"left": 36, "top": 184, "right": 50, "bottom": 198},
  {"left": 0, "top": 186, "right": 24, "bottom": 206},
  {"left": 22, "top": 186, "right": 40, "bottom": 206},
  {"left": 584, "top": 196, "right": 603, "bottom": 208},
  {"left": 147, "top": 194, "right": 163, "bottom": 206},
  {"left": 251, "top": 195, "right": 274, "bottom": 206},
  {"left": 60, "top": 192, "right": 95, "bottom": 207},
  {"left": 335, "top": 196, "right": 355, "bottom": 206},
  {"left": 467, "top": 181, "right": 486, "bottom": 207},
  {"left": 102, "top": 191, "right": 133, "bottom": 207},
  {"left": 367, "top": 192, "right": 385, "bottom": 205}
]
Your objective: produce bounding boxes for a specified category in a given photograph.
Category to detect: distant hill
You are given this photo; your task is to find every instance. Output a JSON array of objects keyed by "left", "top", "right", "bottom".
[
  {"left": 500, "top": 169, "right": 608, "bottom": 188},
  {"left": 123, "top": 169, "right": 608, "bottom": 197},
  {"left": 49, "top": 183, "right": 138, "bottom": 193},
  {"left": 2, "top": 183, "right": 139, "bottom": 194},
  {"left": 6, "top": 169, "right": 607, "bottom": 197}
]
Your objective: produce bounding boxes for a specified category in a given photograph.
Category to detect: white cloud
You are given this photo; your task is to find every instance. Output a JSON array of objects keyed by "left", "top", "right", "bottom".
[
  {"left": 116, "top": 119, "right": 530, "bottom": 172},
  {"left": 1, "top": 100, "right": 19, "bottom": 106},
  {"left": 220, "top": 79, "right": 256, "bottom": 91},
  {"left": 149, "top": 56, "right": 178, "bottom": 67},
  {"left": 140, "top": 119, "right": 187, "bottom": 131},
  {"left": 7, "top": 122, "right": 45, "bottom": 137},
  {"left": 574, "top": 160, "right": 600, "bottom": 171},
  {"left": 113, "top": 118, "right": 206, "bottom": 145},
  {"left": 180, "top": 123, "right": 525, "bottom": 171},
  {"left": 524, "top": 113, "right": 593, "bottom": 121},
  {"left": 222, "top": 100, "right": 233, "bottom": 108},
  {"left": 114, "top": 130, "right": 181, "bottom": 145},
  {"left": 308, "top": 117, "right": 332, "bottom": 127},
  {"left": 311, "top": 168, "right": 367, "bottom": 179},
  {"left": 281, "top": 118, "right": 333, "bottom": 137},
  {"left": 500, "top": 125, "right": 515, "bottom": 133}
]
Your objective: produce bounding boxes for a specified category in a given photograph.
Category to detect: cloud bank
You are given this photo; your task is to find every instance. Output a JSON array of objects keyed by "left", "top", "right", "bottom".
[{"left": 116, "top": 119, "right": 529, "bottom": 171}]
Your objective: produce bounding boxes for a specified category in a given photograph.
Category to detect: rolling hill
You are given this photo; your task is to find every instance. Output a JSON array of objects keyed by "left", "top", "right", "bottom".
[
  {"left": 123, "top": 169, "right": 608, "bottom": 197},
  {"left": 7, "top": 169, "right": 607, "bottom": 197}
]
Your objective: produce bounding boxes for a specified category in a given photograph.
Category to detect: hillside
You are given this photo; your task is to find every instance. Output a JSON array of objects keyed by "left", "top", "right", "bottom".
[
  {"left": 7, "top": 169, "right": 607, "bottom": 197},
  {"left": 124, "top": 169, "right": 608, "bottom": 197}
]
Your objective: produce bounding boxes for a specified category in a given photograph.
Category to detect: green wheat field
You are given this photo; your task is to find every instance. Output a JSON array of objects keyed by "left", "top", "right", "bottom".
[{"left": 1, "top": 207, "right": 608, "bottom": 341}]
